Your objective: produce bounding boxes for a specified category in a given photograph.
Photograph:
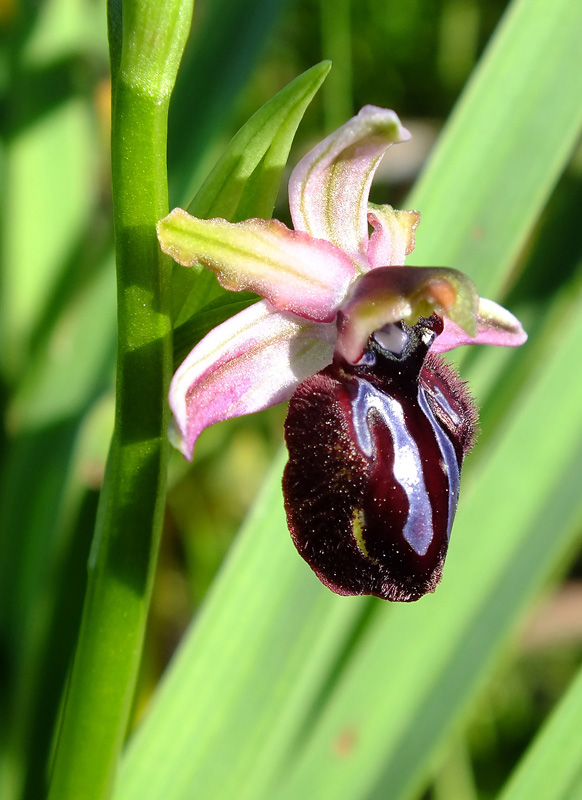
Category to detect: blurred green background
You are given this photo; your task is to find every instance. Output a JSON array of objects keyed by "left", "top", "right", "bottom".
[{"left": 1, "top": 1, "right": 582, "bottom": 799}]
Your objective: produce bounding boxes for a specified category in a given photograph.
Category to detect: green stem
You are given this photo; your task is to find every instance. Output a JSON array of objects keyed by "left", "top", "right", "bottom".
[{"left": 48, "top": 2, "right": 193, "bottom": 798}]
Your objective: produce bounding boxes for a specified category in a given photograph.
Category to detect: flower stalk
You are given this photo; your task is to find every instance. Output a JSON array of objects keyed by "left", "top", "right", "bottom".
[{"left": 47, "top": 2, "right": 193, "bottom": 799}]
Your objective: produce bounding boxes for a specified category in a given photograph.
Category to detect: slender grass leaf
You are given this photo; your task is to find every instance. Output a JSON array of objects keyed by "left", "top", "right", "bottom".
[
  {"left": 0, "top": 4, "right": 113, "bottom": 793},
  {"left": 1, "top": 96, "right": 98, "bottom": 380},
  {"left": 172, "top": 62, "right": 330, "bottom": 326},
  {"left": 496, "top": 664, "right": 582, "bottom": 800},
  {"left": 320, "top": 0, "right": 353, "bottom": 129},
  {"left": 187, "top": 61, "right": 330, "bottom": 222},
  {"left": 407, "top": 0, "right": 582, "bottom": 300},
  {"left": 8, "top": 258, "right": 116, "bottom": 430},
  {"left": 0, "top": 259, "right": 116, "bottom": 800},
  {"left": 167, "top": 0, "right": 290, "bottom": 206}
]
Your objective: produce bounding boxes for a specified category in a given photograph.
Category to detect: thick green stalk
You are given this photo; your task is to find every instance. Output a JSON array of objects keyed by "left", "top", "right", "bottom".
[{"left": 47, "top": 2, "right": 193, "bottom": 799}]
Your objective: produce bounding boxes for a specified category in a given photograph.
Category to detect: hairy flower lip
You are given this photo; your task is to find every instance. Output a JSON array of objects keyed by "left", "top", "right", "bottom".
[
  {"left": 282, "top": 314, "right": 479, "bottom": 602},
  {"left": 160, "top": 105, "right": 527, "bottom": 460}
]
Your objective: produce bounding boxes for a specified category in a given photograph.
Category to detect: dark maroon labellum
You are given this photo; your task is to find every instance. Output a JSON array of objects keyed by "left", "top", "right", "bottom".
[{"left": 282, "top": 314, "right": 478, "bottom": 602}]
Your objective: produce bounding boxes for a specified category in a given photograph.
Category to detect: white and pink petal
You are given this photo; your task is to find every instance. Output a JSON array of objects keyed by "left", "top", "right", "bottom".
[
  {"left": 158, "top": 210, "right": 356, "bottom": 322},
  {"left": 289, "top": 106, "right": 411, "bottom": 270},
  {"left": 367, "top": 204, "right": 421, "bottom": 268},
  {"left": 169, "top": 300, "right": 336, "bottom": 459},
  {"left": 432, "top": 297, "right": 528, "bottom": 353}
]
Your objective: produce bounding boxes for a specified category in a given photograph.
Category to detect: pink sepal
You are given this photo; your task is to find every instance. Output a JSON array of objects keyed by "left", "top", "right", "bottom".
[
  {"left": 169, "top": 300, "right": 336, "bottom": 459},
  {"left": 158, "top": 210, "right": 356, "bottom": 323},
  {"left": 289, "top": 106, "right": 411, "bottom": 268},
  {"left": 432, "top": 297, "right": 528, "bottom": 353}
]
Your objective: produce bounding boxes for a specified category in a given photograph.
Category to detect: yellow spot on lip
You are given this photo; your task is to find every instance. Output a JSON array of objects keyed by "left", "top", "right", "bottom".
[{"left": 351, "top": 509, "right": 379, "bottom": 564}]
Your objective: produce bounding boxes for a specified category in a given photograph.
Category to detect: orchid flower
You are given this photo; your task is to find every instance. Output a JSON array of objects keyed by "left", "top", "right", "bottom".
[{"left": 158, "top": 106, "right": 527, "bottom": 602}]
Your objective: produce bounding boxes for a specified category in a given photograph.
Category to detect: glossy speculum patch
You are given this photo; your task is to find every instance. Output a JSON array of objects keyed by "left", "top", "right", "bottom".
[{"left": 283, "top": 314, "right": 478, "bottom": 602}]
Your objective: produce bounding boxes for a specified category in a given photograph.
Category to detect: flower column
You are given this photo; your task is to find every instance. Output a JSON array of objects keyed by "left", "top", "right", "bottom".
[{"left": 48, "top": 2, "right": 193, "bottom": 799}]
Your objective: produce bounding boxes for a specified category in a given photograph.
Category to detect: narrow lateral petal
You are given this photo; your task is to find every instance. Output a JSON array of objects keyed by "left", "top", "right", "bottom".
[
  {"left": 335, "top": 266, "right": 479, "bottom": 364},
  {"left": 289, "top": 106, "right": 411, "bottom": 269},
  {"left": 169, "top": 300, "right": 336, "bottom": 459},
  {"left": 158, "top": 209, "right": 355, "bottom": 322},
  {"left": 367, "top": 204, "right": 421, "bottom": 268},
  {"left": 431, "top": 297, "right": 528, "bottom": 353}
]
